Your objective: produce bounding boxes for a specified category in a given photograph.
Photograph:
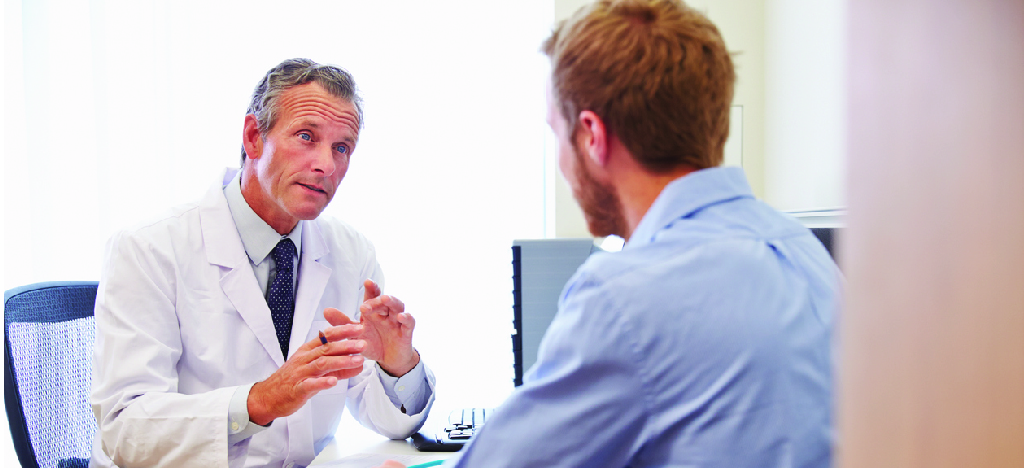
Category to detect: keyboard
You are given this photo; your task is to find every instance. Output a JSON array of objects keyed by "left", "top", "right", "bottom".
[{"left": 410, "top": 408, "right": 491, "bottom": 452}]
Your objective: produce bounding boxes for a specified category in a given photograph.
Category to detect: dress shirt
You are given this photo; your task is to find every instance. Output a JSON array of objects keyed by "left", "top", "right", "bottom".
[
  {"left": 449, "top": 167, "right": 839, "bottom": 467},
  {"left": 222, "top": 174, "right": 430, "bottom": 445}
]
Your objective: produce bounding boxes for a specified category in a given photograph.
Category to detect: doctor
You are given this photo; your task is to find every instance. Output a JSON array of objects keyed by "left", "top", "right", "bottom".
[{"left": 91, "top": 58, "right": 435, "bottom": 467}]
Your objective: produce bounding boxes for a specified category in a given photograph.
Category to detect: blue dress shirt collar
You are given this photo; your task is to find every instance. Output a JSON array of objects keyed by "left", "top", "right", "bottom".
[{"left": 627, "top": 166, "right": 754, "bottom": 248}]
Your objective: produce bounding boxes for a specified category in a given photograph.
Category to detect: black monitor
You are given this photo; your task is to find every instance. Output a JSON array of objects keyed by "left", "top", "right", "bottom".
[
  {"left": 510, "top": 239, "right": 599, "bottom": 387},
  {"left": 810, "top": 227, "right": 839, "bottom": 261}
]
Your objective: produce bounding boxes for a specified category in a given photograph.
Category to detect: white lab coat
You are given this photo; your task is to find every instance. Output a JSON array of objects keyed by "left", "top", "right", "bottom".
[{"left": 90, "top": 170, "right": 434, "bottom": 468}]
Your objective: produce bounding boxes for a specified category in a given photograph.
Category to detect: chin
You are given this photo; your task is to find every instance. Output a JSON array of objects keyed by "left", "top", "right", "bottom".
[{"left": 289, "top": 204, "right": 328, "bottom": 221}]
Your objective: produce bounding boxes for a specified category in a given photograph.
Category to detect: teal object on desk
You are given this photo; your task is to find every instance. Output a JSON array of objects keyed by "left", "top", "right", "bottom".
[{"left": 407, "top": 461, "right": 445, "bottom": 468}]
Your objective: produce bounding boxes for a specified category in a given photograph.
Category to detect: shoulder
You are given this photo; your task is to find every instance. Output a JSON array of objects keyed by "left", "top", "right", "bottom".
[
  {"left": 562, "top": 232, "right": 794, "bottom": 333},
  {"left": 109, "top": 200, "right": 205, "bottom": 250}
]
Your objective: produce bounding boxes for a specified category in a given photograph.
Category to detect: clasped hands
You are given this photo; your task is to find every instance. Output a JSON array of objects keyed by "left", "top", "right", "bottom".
[{"left": 248, "top": 279, "right": 419, "bottom": 425}]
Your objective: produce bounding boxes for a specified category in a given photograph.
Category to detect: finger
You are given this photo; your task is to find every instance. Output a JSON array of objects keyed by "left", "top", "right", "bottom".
[
  {"left": 378, "top": 292, "right": 405, "bottom": 315},
  {"left": 317, "top": 338, "right": 366, "bottom": 357},
  {"left": 306, "top": 354, "right": 365, "bottom": 377},
  {"left": 324, "top": 307, "right": 355, "bottom": 326},
  {"left": 361, "top": 295, "right": 404, "bottom": 319},
  {"left": 363, "top": 279, "right": 381, "bottom": 303},
  {"left": 322, "top": 324, "right": 364, "bottom": 342},
  {"left": 295, "top": 375, "right": 340, "bottom": 395},
  {"left": 296, "top": 324, "right": 363, "bottom": 354},
  {"left": 324, "top": 367, "right": 364, "bottom": 381},
  {"left": 360, "top": 298, "right": 390, "bottom": 320},
  {"left": 376, "top": 461, "right": 407, "bottom": 468},
  {"left": 380, "top": 295, "right": 405, "bottom": 314},
  {"left": 394, "top": 312, "right": 415, "bottom": 330}
]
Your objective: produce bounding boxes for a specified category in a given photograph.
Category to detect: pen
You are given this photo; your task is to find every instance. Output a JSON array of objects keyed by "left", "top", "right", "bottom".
[
  {"left": 318, "top": 330, "right": 328, "bottom": 345},
  {"left": 407, "top": 461, "right": 444, "bottom": 468}
]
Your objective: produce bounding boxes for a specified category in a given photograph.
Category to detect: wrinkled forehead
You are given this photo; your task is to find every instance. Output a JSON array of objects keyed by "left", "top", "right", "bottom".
[{"left": 275, "top": 82, "right": 360, "bottom": 138}]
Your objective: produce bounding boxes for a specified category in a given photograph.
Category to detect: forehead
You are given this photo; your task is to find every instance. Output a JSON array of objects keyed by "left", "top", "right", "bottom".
[{"left": 275, "top": 82, "right": 360, "bottom": 137}]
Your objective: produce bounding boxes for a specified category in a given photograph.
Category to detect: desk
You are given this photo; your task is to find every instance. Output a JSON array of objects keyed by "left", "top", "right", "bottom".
[{"left": 310, "top": 417, "right": 454, "bottom": 466}]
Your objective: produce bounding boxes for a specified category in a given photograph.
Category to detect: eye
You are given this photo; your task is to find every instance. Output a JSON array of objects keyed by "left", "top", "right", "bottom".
[
  {"left": 298, "top": 132, "right": 312, "bottom": 141},
  {"left": 334, "top": 144, "right": 348, "bottom": 154}
]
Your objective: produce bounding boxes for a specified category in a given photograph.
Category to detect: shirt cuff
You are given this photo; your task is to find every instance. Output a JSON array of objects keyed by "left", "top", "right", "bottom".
[
  {"left": 376, "top": 360, "right": 431, "bottom": 416},
  {"left": 228, "top": 382, "right": 269, "bottom": 445}
]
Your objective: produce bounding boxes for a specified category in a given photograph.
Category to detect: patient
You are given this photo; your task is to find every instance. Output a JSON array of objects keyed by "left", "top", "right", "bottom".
[{"left": 380, "top": 0, "right": 839, "bottom": 466}]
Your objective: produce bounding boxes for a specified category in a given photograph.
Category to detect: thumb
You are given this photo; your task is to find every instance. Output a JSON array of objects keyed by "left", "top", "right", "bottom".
[{"left": 324, "top": 307, "right": 354, "bottom": 326}]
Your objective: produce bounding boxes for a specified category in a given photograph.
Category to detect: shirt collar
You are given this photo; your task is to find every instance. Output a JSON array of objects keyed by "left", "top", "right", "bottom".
[
  {"left": 223, "top": 171, "right": 303, "bottom": 265},
  {"left": 626, "top": 166, "right": 754, "bottom": 249}
]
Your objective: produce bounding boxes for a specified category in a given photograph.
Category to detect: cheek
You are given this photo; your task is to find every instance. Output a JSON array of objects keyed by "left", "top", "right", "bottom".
[
  {"left": 557, "top": 142, "right": 579, "bottom": 187},
  {"left": 331, "top": 159, "right": 350, "bottom": 184}
]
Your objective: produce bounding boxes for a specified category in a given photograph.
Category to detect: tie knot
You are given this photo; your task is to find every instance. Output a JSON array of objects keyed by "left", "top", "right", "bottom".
[{"left": 272, "top": 238, "right": 296, "bottom": 264}]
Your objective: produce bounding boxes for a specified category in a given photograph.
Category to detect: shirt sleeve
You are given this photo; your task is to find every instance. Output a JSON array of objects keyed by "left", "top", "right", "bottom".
[
  {"left": 345, "top": 359, "right": 437, "bottom": 439},
  {"left": 445, "top": 276, "right": 647, "bottom": 467},
  {"left": 227, "top": 382, "right": 270, "bottom": 445},
  {"left": 375, "top": 360, "right": 431, "bottom": 415}
]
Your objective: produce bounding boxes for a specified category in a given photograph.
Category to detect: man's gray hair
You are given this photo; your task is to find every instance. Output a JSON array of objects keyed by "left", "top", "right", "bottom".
[{"left": 241, "top": 58, "right": 364, "bottom": 166}]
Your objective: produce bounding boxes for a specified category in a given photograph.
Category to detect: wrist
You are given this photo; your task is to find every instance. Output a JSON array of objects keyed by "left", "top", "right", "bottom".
[
  {"left": 246, "top": 381, "right": 275, "bottom": 426},
  {"left": 379, "top": 349, "right": 420, "bottom": 377}
]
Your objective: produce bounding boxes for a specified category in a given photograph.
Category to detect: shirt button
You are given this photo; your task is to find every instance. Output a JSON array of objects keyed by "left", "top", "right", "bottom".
[
  {"left": 231, "top": 421, "right": 240, "bottom": 432},
  {"left": 397, "top": 385, "right": 405, "bottom": 392}
]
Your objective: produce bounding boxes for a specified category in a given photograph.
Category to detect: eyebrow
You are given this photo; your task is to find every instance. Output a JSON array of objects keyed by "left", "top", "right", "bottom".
[{"left": 295, "top": 119, "right": 357, "bottom": 143}]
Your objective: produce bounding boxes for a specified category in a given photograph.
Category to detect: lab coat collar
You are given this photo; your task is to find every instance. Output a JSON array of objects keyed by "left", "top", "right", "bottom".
[{"left": 199, "top": 168, "right": 333, "bottom": 365}]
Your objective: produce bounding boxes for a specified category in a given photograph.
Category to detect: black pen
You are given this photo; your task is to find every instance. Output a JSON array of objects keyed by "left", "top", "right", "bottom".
[{"left": 319, "top": 330, "right": 328, "bottom": 345}]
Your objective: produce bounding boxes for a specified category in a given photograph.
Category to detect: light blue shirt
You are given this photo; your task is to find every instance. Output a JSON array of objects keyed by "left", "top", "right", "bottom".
[
  {"left": 450, "top": 167, "right": 838, "bottom": 467},
  {"left": 221, "top": 173, "right": 430, "bottom": 445}
]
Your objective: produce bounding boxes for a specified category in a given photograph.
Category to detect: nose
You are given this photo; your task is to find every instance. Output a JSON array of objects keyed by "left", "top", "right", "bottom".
[{"left": 311, "top": 145, "right": 335, "bottom": 177}]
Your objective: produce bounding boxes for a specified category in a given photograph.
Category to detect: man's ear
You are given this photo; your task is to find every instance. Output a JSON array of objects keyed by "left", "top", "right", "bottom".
[
  {"left": 576, "top": 110, "right": 609, "bottom": 167},
  {"left": 242, "top": 114, "right": 263, "bottom": 161}
]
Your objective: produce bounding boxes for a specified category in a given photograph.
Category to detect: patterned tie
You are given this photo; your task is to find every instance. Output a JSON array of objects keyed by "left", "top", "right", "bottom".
[{"left": 268, "top": 238, "right": 297, "bottom": 360}]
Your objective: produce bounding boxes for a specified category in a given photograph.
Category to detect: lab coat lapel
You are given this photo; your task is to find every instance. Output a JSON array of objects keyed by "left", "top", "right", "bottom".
[
  {"left": 290, "top": 219, "right": 331, "bottom": 355},
  {"left": 199, "top": 171, "right": 287, "bottom": 366}
]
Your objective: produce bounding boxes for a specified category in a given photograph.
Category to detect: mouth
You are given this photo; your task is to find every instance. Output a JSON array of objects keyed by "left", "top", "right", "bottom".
[{"left": 298, "top": 183, "right": 328, "bottom": 196}]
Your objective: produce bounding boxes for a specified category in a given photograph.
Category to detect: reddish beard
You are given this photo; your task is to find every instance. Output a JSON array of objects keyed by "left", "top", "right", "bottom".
[{"left": 571, "top": 141, "right": 627, "bottom": 239}]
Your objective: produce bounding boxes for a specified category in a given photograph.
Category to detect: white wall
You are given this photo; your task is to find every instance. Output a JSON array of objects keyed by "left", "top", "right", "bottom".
[{"left": 764, "top": 0, "right": 846, "bottom": 211}]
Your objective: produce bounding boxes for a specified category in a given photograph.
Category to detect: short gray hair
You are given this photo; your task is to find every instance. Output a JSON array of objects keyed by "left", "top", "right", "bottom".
[{"left": 241, "top": 58, "right": 364, "bottom": 166}]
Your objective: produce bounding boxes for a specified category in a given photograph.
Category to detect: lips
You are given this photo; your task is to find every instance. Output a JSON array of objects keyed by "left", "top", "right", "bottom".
[{"left": 298, "top": 183, "right": 328, "bottom": 195}]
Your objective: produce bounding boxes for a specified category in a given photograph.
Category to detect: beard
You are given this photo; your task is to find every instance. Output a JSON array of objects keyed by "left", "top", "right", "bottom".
[{"left": 571, "top": 142, "right": 628, "bottom": 239}]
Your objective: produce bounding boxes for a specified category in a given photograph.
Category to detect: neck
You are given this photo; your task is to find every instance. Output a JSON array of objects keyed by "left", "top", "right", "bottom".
[
  {"left": 239, "top": 164, "right": 298, "bottom": 235},
  {"left": 621, "top": 172, "right": 693, "bottom": 240},
  {"left": 609, "top": 157, "right": 695, "bottom": 240}
]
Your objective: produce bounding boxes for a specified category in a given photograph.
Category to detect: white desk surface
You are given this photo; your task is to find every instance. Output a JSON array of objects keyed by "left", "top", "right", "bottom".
[{"left": 310, "top": 417, "right": 454, "bottom": 466}]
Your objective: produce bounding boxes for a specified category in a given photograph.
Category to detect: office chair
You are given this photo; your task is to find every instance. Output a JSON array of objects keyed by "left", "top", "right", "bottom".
[{"left": 5, "top": 281, "right": 99, "bottom": 468}]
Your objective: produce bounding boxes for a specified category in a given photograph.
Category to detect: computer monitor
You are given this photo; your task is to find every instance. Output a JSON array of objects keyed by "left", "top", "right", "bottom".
[
  {"left": 510, "top": 239, "right": 601, "bottom": 387},
  {"left": 787, "top": 208, "right": 844, "bottom": 264}
]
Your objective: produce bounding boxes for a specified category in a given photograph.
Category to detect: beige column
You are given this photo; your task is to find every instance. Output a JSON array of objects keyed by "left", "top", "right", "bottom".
[{"left": 840, "top": 1, "right": 1024, "bottom": 467}]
